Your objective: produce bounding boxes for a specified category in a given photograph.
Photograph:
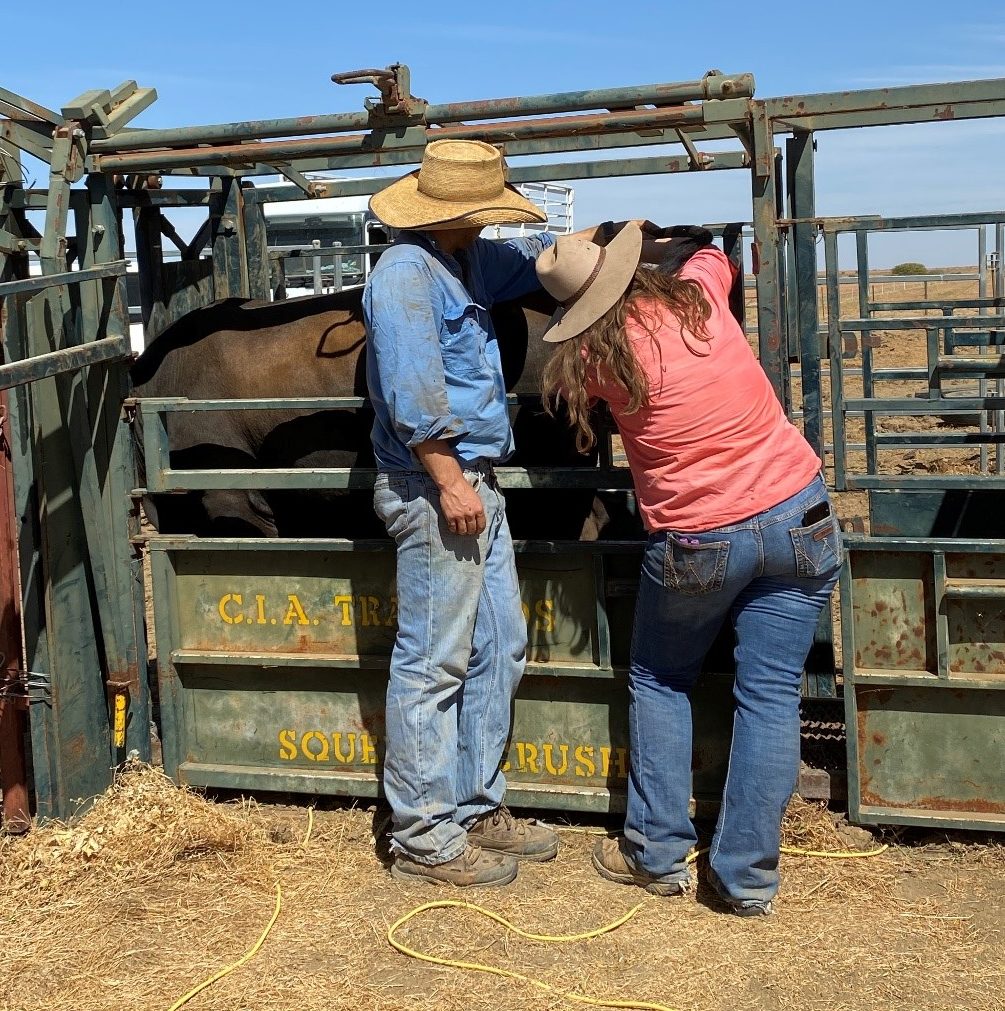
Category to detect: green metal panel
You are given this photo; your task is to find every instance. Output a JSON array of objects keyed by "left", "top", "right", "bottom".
[
  {"left": 150, "top": 539, "right": 735, "bottom": 813},
  {"left": 843, "top": 538, "right": 1005, "bottom": 830},
  {"left": 849, "top": 684, "right": 1004, "bottom": 829}
]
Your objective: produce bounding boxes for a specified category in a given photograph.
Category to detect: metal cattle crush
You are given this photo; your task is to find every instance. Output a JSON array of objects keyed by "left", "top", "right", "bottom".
[{"left": 1, "top": 67, "right": 1003, "bottom": 830}]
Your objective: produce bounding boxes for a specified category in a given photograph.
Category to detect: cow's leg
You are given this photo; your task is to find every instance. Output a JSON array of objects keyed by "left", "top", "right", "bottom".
[{"left": 200, "top": 488, "right": 278, "bottom": 537}]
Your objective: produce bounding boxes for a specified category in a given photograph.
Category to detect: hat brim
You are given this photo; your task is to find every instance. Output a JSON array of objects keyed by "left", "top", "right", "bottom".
[
  {"left": 541, "top": 225, "right": 644, "bottom": 343},
  {"left": 369, "top": 172, "right": 547, "bottom": 230}
]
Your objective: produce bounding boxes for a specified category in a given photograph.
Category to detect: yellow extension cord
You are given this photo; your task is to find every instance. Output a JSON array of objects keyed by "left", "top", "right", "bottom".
[
  {"left": 165, "top": 810, "right": 889, "bottom": 1011},
  {"left": 165, "top": 882, "right": 282, "bottom": 1011},
  {"left": 166, "top": 808, "right": 312, "bottom": 1011}
]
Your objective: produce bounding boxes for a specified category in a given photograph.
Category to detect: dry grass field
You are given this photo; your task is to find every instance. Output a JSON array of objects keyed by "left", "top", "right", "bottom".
[{"left": 1, "top": 765, "right": 1002, "bottom": 1011}]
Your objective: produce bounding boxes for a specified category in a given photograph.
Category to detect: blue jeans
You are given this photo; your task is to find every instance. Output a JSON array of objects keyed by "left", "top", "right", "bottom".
[
  {"left": 625, "top": 476, "right": 841, "bottom": 904},
  {"left": 374, "top": 464, "right": 526, "bottom": 864}
]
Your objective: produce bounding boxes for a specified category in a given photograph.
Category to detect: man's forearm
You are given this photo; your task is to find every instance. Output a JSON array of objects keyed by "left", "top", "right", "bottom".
[
  {"left": 414, "top": 438, "right": 466, "bottom": 490},
  {"left": 413, "top": 439, "right": 487, "bottom": 536}
]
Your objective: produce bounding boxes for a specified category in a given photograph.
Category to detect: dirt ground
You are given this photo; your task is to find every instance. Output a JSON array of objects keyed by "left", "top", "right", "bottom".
[{"left": 1, "top": 767, "right": 1002, "bottom": 1011}]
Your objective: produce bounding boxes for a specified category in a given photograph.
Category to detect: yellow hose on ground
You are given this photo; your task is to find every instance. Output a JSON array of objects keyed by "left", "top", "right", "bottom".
[
  {"left": 388, "top": 899, "right": 677, "bottom": 1011},
  {"left": 781, "top": 843, "right": 889, "bottom": 858},
  {"left": 166, "top": 882, "right": 282, "bottom": 1011},
  {"left": 165, "top": 808, "right": 318, "bottom": 1011},
  {"left": 386, "top": 841, "right": 890, "bottom": 1011}
]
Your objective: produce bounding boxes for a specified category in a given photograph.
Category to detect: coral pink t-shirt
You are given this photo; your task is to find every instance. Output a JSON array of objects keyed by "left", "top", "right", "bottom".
[{"left": 585, "top": 247, "right": 821, "bottom": 533}]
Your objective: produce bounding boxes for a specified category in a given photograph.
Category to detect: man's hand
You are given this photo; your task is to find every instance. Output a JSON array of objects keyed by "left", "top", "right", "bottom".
[
  {"left": 438, "top": 475, "right": 487, "bottom": 537},
  {"left": 414, "top": 438, "right": 486, "bottom": 537}
]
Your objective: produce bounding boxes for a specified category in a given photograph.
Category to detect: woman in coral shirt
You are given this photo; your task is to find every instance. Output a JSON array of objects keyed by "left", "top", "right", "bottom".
[{"left": 537, "top": 222, "right": 841, "bottom": 916}]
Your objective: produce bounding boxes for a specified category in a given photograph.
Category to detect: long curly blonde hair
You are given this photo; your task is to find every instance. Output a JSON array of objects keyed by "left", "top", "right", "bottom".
[{"left": 541, "top": 266, "right": 713, "bottom": 453}]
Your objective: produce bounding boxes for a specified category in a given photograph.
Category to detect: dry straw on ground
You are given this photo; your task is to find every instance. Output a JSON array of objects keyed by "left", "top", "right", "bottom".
[{"left": 2, "top": 765, "right": 1002, "bottom": 1011}]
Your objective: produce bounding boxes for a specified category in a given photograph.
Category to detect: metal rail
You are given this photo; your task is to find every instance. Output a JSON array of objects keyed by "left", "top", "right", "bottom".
[{"left": 90, "top": 73, "right": 756, "bottom": 152}]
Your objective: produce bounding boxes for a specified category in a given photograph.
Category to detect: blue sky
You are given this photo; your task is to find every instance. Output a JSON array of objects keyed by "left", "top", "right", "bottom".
[{"left": 6, "top": 1, "right": 1005, "bottom": 266}]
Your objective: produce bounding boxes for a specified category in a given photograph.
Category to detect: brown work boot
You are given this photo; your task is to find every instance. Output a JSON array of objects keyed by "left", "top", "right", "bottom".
[
  {"left": 592, "top": 836, "right": 691, "bottom": 896},
  {"left": 390, "top": 844, "right": 518, "bottom": 887},
  {"left": 467, "top": 805, "right": 559, "bottom": 861}
]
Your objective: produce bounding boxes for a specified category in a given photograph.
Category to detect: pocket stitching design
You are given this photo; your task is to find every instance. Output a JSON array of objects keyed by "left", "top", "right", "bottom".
[
  {"left": 790, "top": 516, "right": 842, "bottom": 578},
  {"left": 663, "top": 538, "right": 730, "bottom": 596}
]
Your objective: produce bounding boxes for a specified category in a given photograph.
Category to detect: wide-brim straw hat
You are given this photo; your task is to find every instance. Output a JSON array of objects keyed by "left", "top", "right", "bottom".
[
  {"left": 369, "top": 139, "right": 547, "bottom": 231},
  {"left": 536, "top": 223, "right": 643, "bottom": 342}
]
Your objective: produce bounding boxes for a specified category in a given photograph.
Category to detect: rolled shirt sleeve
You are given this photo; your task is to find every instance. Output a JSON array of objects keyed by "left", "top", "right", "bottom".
[{"left": 364, "top": 261, "right": 468, "bottom": 448}]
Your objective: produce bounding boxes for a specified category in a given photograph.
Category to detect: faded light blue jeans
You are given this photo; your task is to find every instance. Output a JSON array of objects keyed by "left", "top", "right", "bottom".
[
  {"left": 625, "top": 476, "right": 842, "bottom": 906},
  {"left": 374, "top": 463, "right": 526, "bottom": 864}
]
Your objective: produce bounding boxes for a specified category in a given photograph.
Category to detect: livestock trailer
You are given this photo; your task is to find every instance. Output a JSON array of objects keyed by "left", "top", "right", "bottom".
[{"left": 1, "top": 66, "right": 1003, "bottom": 831}]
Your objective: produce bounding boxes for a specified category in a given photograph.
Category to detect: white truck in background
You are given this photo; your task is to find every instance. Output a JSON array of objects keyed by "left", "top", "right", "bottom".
[{"left": 260, "top": 177, "right": 575, "bottom": 298}]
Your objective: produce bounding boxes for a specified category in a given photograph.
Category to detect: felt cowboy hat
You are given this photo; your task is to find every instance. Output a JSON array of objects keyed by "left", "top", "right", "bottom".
[
  {"left": 369, "top": 139, "right": 547, "bottom": 231},
  {"left": 536, "top": 223, "right": 643, "bottom": 342}
]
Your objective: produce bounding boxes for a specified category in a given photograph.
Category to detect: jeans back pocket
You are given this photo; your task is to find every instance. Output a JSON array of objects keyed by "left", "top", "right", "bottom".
[
  {"left": 790, "top": 514, "right": 843, "bottom": 578},
  {"left": 664, "top": 535, "right": 730, "bottom": 596}
]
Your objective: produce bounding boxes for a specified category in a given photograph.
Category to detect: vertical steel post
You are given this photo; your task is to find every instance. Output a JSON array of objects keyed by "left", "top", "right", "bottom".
[
  {"left": 856, "top": 231, "right": 877, "bottom": 475},
  {"left": 332, "top": 241, "right": 344, "bottom": 292},
  {"left": 785, "top": 131, "right": 822, "bottom": 457},
  {"left": 0, "top": 146, "right": 31, "bottom": 831},
  {"left": 21, "top": 124, "right": 113, "bottom": 817},
  {"left": 210, "top": 176, "right": 249, "bottom": 299},
  {"left": 750, "top": 102, "right": 789, "bottom": 408},
  {"left": 785, "top": 133, "right": 835, "bottom": 698},
  {"left": 81, "top": 173, "right": 151, "bottom": 762},
  {"left": 0, "top": 394, "right": 30, "bottom": 831},
  {"left": 311, "top": 239, "right": 322, "bottom": 294},
  {"left": 241, "top": 186, "right": 272, "bottom": 300},
  {"left": 132, "top": 203, "right": 165, "bottom": 332},
  {"left": 977, "top": 227, "right": 989, "bottom": 473},
  {"left": 996, "top": 224, "right": 1004, "bottom": 474},
  {"left": 824, "top": 230, "right": 847, "bottom": 491}
]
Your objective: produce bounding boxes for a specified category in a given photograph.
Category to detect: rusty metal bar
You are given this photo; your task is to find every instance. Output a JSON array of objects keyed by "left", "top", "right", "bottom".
[
  {"left": 0, "top": 85, "right": 62, "bottom": 126},
  {"left": 0, "top": 335, "right": 130, "bottom": 391},
  {"left": 0, "top": 387, "right": 30, "bottom": 832},
  {"left": 90, "top": 105, "right": 711, "bottom": 174},
  {"left": 0, "top": 260, "right": 126, "bottom": 298},
  {"left": 90, "top": 72, "right": 755, "bottom": 152}
]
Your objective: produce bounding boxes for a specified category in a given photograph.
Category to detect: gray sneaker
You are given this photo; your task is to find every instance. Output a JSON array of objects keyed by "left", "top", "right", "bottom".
[
  {"left": 592, "top": 836, "right": 690, "bottom": 896},
  {"left": 390, "top": 844, "right": 518, "bottom": 887},
  {"left": 467, "top": 805, "right": 560, "bottom": 861}
]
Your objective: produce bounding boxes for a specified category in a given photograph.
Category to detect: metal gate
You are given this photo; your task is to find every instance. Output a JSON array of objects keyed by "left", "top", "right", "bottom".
[
  {"left": 805, "top": 210, "right": 1005, "bottom": 830},
  {"left": 2, "top": 67, "right": 1004, "bottom": 827},
  {"left": 1, "top": 86, "right": 151, "bottom": 823}
]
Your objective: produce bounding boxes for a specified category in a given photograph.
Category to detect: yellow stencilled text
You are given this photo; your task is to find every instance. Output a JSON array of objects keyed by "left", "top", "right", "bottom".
[
  {"left": 277, "top": 728, "right": 625, "bottom": 780},
  {"left": 218, "top": 593, "right": 556, "bottom": 632}
]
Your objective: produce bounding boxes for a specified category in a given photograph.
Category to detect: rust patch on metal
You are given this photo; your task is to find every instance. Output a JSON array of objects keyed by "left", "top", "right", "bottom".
[
  {"left": 933, "top": 105, "right": 956, "bottom": 121},
  {"left": 861, "top": 791, "right": 1004, "bottom": 815},
  {"left": 66, "top": 733, "right": 88, "bottom": 762},
  {"left": 870, "top": 523, "right": 902, "bottom": 536}
]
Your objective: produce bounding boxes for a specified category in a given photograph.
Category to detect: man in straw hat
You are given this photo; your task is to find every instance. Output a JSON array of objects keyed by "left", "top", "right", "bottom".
[{"left": 364, "top": 138, "right": 635, "bottom": 887}]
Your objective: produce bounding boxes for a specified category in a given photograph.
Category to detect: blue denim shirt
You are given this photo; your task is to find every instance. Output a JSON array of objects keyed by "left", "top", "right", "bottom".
[{"left": 363, "top": 230, "right": 555, "bottom": 471}]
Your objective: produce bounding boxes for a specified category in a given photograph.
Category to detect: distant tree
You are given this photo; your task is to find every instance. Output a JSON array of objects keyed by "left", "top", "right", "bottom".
[{"left": 891, "top": 262, "right": 929, "bottom": 275}]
